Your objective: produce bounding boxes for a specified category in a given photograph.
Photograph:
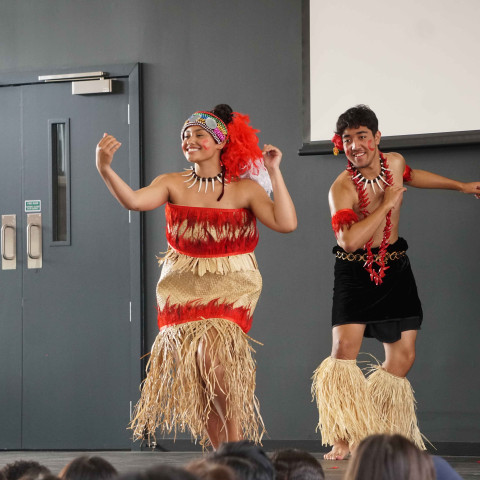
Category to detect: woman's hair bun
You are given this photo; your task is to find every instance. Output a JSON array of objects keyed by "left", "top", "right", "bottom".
[{"left": 211, "top": 104, "right": 234, "bottom": 125}]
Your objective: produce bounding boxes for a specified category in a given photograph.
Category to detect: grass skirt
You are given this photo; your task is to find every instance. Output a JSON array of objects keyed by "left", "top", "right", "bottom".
[{"left": 129, "top": 317, "right": 265, "bottom": 447}]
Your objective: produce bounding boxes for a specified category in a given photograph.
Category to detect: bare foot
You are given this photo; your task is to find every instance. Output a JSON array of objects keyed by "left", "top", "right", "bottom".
[{"left": 324, "top": 439, "right": 350, "bottom": 460}]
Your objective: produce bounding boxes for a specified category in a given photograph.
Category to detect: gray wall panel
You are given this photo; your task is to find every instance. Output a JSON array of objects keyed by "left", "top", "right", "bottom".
[{"left": 1, "top": 0, "right": 477, "bottom": 444}]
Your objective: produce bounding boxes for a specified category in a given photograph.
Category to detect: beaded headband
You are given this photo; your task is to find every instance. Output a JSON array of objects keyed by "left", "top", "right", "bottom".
[{"left": 181, "top": 111, "right": 228, "bottom": 144}]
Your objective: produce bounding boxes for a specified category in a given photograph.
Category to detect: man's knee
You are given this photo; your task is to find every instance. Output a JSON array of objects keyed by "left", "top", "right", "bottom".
[
  {"left": 331, "top": 336, "right": 361, "bottom": 359},
  {"left": 395, "top": 344, "right": 416, "bottom": 367},
  {"left": 384, "top": 348, "right": 416, "bottom": 377},
  {"left": 405, "top": 348, "right": 416, "bottom": 366}
]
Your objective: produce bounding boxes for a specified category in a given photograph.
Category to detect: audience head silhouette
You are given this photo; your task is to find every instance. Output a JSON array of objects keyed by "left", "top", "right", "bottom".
[{"left": 344, "top": 434, "right": 435, "bottom": 480}]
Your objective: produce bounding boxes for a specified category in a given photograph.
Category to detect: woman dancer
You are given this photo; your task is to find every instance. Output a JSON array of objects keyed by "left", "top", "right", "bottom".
[{"left": 96, "top": 104, "right": 297, "bottom": 449}]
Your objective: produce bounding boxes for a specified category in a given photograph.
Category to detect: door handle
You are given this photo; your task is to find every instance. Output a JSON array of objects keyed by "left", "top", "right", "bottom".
[
  {"left": 1, "top": 225, "right": 15, "bottom": 260},
  {"left": 27, "top": 213, "right": 42, "bottom": 269},
  {"left": 1, "top": 214, "right": 16, "bottom": 270},
  {"left": 27, "top": 223, "right": 41, "bottom": 259}
]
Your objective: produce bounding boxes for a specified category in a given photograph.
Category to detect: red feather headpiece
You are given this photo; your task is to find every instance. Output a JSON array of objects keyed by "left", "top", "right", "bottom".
[{"left": 221, "top": 112, "right": 263, "bottom": 183}]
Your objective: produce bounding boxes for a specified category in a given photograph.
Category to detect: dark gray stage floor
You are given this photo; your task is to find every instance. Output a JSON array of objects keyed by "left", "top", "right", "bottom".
[{"left": 0, "top": 451, "right": 478, "bottom": 480}]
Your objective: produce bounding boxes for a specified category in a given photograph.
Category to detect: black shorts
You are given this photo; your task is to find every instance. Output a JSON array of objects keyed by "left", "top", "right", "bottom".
[{"left": 332, "top": 238, "right": 423, "bottom": 343}]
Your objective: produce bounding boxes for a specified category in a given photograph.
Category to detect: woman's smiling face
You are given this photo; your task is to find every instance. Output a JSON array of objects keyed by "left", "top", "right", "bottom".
[{"left": 182, "top": 126, "right": 222, "bottom": 163}]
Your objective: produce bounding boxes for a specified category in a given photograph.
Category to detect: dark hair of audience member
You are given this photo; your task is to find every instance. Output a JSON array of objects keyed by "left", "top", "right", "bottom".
[
  {"left": 59, "top": 456, "right": 117, "bottom": 480},
  {"left": 270, "top": 449, "right": 325, "bottom": 480},
  {"left": 186, "top": 459, "right": 236, "bottom": 480},
  {"left": 20, "top": 475, "right": 59, "bottom": 480},
  {"left": 1, "top": 461, "right": 51, "bottom": 480},
  {"left": 344, "top": 434, "right": 435, "bottom": 480},
  {"left": 208, "top": 441, "right": 274, "bottom": 480},
  {"left": 118, "top": 465, "right": 199, "bottom": 480}
]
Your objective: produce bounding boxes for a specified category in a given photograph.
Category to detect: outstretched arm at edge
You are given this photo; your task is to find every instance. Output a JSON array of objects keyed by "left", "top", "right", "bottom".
[{"left": 406, "top": 169, "right": 480, "bottom": 198}]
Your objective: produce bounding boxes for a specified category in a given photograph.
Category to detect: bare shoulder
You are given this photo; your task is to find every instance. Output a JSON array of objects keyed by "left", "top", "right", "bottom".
[
  {"left": 330, "top": 170, "right": 352, "bottom": 196},
  {"left": 232, "top": 178, "right": 269, "bottom": 207},
  {"left": 329, "top": 171, "right": 356, "bottom": 215},
  {"left": 384, "top": 152, "right": 406, "bottom": 168},
  {"left": 235, "top": 177, "right": 264, "bottom": 193},
  {"left": 149, "top": 171, "right": 183, "bottom": 186}
]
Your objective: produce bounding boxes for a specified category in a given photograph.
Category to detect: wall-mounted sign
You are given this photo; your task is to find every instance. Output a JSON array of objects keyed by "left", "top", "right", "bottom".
[{"left": 25, "top": 200, "right": 41, "bottom": 213}]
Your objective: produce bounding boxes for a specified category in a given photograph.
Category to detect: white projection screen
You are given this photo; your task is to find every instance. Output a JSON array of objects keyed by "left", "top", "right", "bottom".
[{"left": 301, "top": 0, "right": 480, "bottom": 155}]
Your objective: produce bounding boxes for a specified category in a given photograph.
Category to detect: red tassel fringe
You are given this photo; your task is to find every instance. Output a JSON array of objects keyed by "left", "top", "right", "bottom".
[
  {"left": 165, "top": 203, "right": 259, "bottom": 257},
  {"left": 157, "top": 298, "right": 253, "bottom": 333},
  {"left": 331, "top": 208, "right": 359, "bottom": 236}
]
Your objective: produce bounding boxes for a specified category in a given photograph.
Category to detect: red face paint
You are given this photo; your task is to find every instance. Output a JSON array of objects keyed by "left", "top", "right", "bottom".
[
  {"left": 367, "top": 140, "right": 375, "bottom": 151},
  {"left": 202, "top": 140, "right": 210, "bottom": 150}
]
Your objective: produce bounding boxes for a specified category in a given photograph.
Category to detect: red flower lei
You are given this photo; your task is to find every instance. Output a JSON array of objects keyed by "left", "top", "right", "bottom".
[{"left": 347, "top": 152, "right": 393, "bottom": 285}]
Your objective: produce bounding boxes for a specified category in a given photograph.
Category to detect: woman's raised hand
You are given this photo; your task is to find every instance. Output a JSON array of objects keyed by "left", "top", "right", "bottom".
[
  {"left": 262, "top": 144, "right": 282, "bottom": 171},
  {"left": 96, "top": 133, "right": 122, "bottom": 170}
]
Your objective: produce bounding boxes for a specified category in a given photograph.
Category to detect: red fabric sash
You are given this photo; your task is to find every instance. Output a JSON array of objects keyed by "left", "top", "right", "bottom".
[{"left": 158, "top": 298, "right": 253, "bottom": 333}]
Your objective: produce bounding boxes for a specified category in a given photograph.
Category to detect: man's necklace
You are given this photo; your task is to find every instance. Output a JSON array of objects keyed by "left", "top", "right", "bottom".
[
  {"left": 350, "top": 156, "right": 391, "bottom": 194},
  {"left": 347, "top": 153, "right": 394, "bottom": 285}
]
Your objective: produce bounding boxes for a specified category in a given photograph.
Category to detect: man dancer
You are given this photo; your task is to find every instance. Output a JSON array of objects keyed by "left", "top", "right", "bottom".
[{"left": 312, "top": 105, "right": 480, "bottom": 460}]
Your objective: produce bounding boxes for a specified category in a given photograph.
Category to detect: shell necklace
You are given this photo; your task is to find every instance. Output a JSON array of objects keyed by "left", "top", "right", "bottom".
[{"left": 182, "top": 167, "right": 223, "bottom": 193}]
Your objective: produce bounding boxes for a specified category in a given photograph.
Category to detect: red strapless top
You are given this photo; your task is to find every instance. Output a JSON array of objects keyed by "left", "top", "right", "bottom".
[{"left": 165, "top": 203, "right": 259, "bottom": 257}]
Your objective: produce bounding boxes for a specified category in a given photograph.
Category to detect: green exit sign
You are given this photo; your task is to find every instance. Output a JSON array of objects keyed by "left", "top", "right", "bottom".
[{"left": 25, "top": 200, "right": 41, "bottom": 212}]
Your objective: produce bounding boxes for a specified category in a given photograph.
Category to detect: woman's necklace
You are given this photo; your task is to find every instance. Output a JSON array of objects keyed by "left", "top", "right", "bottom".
[
  {"left": 182, "top": 167, "right": 223, "bottom": 193},
  {"left": 347, "top": 152, "right": 394, "bottom": 285}
]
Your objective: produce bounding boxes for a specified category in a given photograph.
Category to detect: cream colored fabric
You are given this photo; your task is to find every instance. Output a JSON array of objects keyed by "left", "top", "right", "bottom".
[
  {"left": 157, "top": 253, "right": 262, "bottom": 315},
  {"left": 159, "top": 248, "right": 258, "bottom": 277}
]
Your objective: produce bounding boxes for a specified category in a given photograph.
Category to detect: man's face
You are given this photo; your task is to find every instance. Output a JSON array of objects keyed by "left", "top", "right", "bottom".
[{"left": 342, "top": 126, "right": 381, "bottom": 169}]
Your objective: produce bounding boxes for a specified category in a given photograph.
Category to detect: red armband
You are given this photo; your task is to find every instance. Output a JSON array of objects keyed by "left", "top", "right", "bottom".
[
  {"left": 332, "top": 209, "right": 358, "bottom": 236},
  {"left": 403, "top": 164, "right": 413, "bottom": 183}
]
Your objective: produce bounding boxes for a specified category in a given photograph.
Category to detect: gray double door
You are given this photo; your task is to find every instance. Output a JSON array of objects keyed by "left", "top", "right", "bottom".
[{"left": 0, "top": 65, "right": 142, "bottom": 449}]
